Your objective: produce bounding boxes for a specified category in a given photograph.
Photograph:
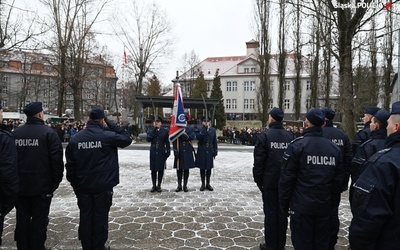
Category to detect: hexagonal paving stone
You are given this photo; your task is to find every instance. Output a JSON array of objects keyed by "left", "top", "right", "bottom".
[
  {"left": 160, "top": 237, "right": 185, "bottom": 248},
  {"left": 214, "top": 216, "right": 233, "bottom": 223},
  {"left": 197, "top": 229, "right": 219, "bottom": 239},
  {"left": 195, "top": 216, "right": 214, "bottom": 224},
  {"left": 185, "top": 222, "right": 205, "bottom": 231},
  {"left": 141, "top": 222, "right": 163, "bottom": 231},
  {"left": 219, "top": 229, "right": 241, "bottom": 238},
  {"left": 206, "top": 222, "right": 227, "bottom": 230},
  {"left": 150, "top": 229, "right": 172, "bottom": 240},
  {"left": 209, "top": 236, "right": 235, "bottom": 248},
  {"left": 173, "top": 229, "right": 196, "bottom": 239},
  {"left": 226, "top": 222, "right": 248, "bottom": 230},
  {"left": 185, "top": 237, "right": 210, "bottom": 248},
  {"left": 163, "top": 221, "right": 185, "bottom": 231},
  {"left": 155, "top": 216, "right": 174, "bottom": 223},
  {"left": 233, "top": 236, "right": 256, "bottom": 248},
  {"left": 112, "top": 216, "right": 134, "bottom": 224},
  {"left": 134, "top": 216, "right": 154, "bottom": 223},
  {"left": 175, "top": 215, "right": 194, "bottom": 223}
]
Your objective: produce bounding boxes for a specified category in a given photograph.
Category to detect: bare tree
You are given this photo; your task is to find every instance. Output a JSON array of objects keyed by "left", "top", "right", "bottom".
[
  {"left": 277, "top": 0, "right": 286, "bottom": 109},
  {"left": 381, "top": 9, "right": 395, "bottom": 110},
  {"left": 40, "top": 0, "right": 109, "bottom": 120},
  {"left": 0, "top": 0, "right": 43, "bottom": 50},
  {"left": 113, "top": 0, "right": 173, "bottom": 96},
  {"left": 180, "top": 50, "right": 200, "bottom": 97},
  {"left": 254, "top": 0, "right": 272, "bottom": 127}
]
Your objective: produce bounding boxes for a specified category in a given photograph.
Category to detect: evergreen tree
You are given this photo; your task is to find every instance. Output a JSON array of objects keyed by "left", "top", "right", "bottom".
[
  {"left": 210, "top": 70, "right": 226, "bottom": 130},
  {"left": 191, "top": 72, "right": 207, "bottom": 98},
  {"left": 191, "top": 72, "right": 208, "bottom": 120},
  {"left": 146, "top": 74, "right": 162, "bottom": 118}
]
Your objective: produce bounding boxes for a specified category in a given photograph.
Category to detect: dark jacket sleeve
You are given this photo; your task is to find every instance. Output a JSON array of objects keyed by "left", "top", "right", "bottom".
[
  {"left": 47, "top": 130, "right": 64, "bottom": 192},
  {"left": 279, "top": 144, "right": 298, "bottom": 213},
  {"left": 349, "top": 161, "right": 394, "bottom": 250},
  {"left": 342, "top": 135, "right": 353, "bottom": 191},
  {"left": 253, "top": 133, "right": 267, "bottom": 186},
  {"left": 107, "top": 128, "right": 133, "bottom": 148},
  {"left": 0, "top": 132, "right": 19, "bottom": 215},
  {"left": 65, "top": 143, "right": 76, "bottom": 187}
]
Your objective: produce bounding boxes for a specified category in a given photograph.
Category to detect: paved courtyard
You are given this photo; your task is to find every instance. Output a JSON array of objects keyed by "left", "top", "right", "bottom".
[{"left": 1, "top": 144, "right": 352, "bottom": 249}]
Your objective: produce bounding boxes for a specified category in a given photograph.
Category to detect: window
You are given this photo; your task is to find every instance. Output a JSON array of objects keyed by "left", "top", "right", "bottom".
[
  {"left": 44, "top": 89, "right": 48, "bottom": 97},
  {"left": 285, "top": 81, "right": 290, "bottom": 91},
  {"left": 26, "top": 89, "right": 31, "bottom": 96},
  {"left": 227, "top": 81, "right": 232, "bottom": 91},
  {"left": 85, "top": 92, "right": 92, "bottom": 99},
  {"left": 50, "top": 90, "right": 54, "bottom": 97},
  {"left": 251, "top": 68, "right": 256, "bottom": 73},
  {"left": 244, "top": 81, "right": 250, "bottom": 91},
  {"left": 232, "top": 99, "right": 237, "bottom": 109},
  {"left": 1, "top": 86, "right": 7, "bottom": 94},
  {"left": 268, "top": 99, "right": 273, "bottom": 109},
  {"left": 306, "top": 99, "right": 311, "bottom": 109},
  {"left": 306, "top": 81, "right": 311, "bottom": 90},
  {"left": 249, "top": 99, "right": 255, "bottom": 109},
  {"left": 43, "top": 101, "right": 48, "bottom": 108},
  {"left": 44, "top": 65, "right": 52, "bottom": 71},
  {"left": 244, "top": 99, "right": 249, "bottom": 109},
  {"left": 250, "top": 81, "right": 256, "bottom": 91},
  {"left": 244, "top": 68, "right": 249, "bottom": 73},
  {"left": 105, "top": 92, "right": 110, "bottom": 99},
  {"left": 0, "top": 61, "right": 7, "bottom": 67},
  {"left": 1, "top": 100, "right": 7, "bottom": 107},
  {"left": 226, "top": 99, "right": 231, "bottom": 109},
  {"left": 232, "top": 81, "right": 237, "bottom": 91},
  {"left": 207, "top": 83, "right": 211, "bottom": 92},
  {"left": 284, "top": 99, "right": 290, "bottom": 110},
  {"left": 2, "top": 75, "right": 8, "bottom": 83}
]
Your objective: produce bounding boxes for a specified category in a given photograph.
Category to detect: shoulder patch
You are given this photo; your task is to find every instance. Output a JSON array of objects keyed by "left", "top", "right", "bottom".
[{"left": 368, "top": 148, "right": 391, "bottom": 162}]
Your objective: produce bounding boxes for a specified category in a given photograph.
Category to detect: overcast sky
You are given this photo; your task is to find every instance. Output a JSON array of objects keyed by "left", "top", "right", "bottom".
[{"left": 107, "top": 0, "right": 256, "bottom": 86}]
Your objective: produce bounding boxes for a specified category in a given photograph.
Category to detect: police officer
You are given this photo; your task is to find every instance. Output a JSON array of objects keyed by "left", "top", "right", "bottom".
[
  {"left": 196, "top": 116, "right": 218, "bottom": 191},
  {"left": 351, "top": 109, "right": 390, "bottom": 186},
  {"left": 352, "top": 106, "right": 380, "bottom": 154},
  {"left": 279, "top": 108, "right": 343, "bottom": 250},
  {"left": 13, "top": 102, "right": 64, "bottom": 250},
  {"left": 65, "top": 108, "right": 132, "bottom": 250},
  {"left": 173, "top": 123, "right": 196, "bottom": 192},
  {"left": 253, "top": 107, "right": 294, "bottom": 250},
  {"left": 146, "top": 116, "right": 170, "bottom": 192},
  {"left": 0, "top": 102, "right": 18, "bottom": 246},
  {"left": 349, "top": 101, "right": 400, "bottom": 249},
  {"left": 321, "top": 107, "right": 352, "bottom": 250}
]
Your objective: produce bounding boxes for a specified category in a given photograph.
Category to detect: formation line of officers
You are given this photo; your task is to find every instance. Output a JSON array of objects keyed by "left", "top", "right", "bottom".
[
  {"left": 0, "top": 102, "right": 132, "bottom": 250},
  {"left": 145, "top": 116, "right": 218, "bottom": 193},
  {"left": 253, "top": 103, "right": 400, "bottom": 250}
]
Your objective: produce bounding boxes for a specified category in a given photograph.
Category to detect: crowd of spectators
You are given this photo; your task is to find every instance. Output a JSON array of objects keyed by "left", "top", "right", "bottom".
[{"left": 221, "top": 125, "right": 304, "bottom": 145}]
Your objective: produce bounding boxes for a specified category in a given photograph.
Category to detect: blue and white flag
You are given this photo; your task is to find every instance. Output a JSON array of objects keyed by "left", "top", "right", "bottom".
[{"left": 169, "top": 83, "right": 187, "bottom": 142}]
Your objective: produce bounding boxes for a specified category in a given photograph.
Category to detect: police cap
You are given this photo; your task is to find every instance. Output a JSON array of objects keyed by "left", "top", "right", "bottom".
[
  {"left": 321, "top": 107, "right": 335, "bottom": 120},
  {"left": 391, "top": 101, "right": 400, "bottom": 115},
  {"left": 374, "top": 110, "right": 390, "bottom": 126},
  {"left": 202, "top": 116, "right": 210, "bottom": 122},
  {"left": 154, "top": 116, "right": 163, "bottom": 122},
  {"left": 89, "top": 108, "right": 105, "bottom": 120},
  {"left": 23, "top": 102, "right": 43, "bottom": 116},
  {"left": 269, "top": 107, "right": 284, "bottom": 121},
  {"left": 306, "top": 108, "right": 325, "bottom": 127},
  {"left": 365, "top": 106, "right": 380, "bottom": 115}
]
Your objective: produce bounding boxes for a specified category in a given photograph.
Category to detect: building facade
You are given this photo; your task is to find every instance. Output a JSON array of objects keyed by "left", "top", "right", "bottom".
[
  {"left": 173, "top": 40, "right": 313, "bottom": 121},
  {"left": 0, "top": 50, "right": 118, "bottom": 117}
]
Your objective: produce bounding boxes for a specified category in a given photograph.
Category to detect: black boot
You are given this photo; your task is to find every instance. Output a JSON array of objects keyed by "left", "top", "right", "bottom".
[
  {"left": 183, "top": 175, "right": 188, "bottom": 192},
  {"left": 206, "top": 171, "right": 213, "bottom": 191},
  {"left": 150, "top": 185, "right": 156, "bottom": 192},
  {"left": 175, "top": 185, "right": 182, "bottom": 192},
  {"left": 200, "top": 169, "right": 206, "bottom": 191},
  {"left": 156, "top": 184, "right": 162, "bottom": 192}
]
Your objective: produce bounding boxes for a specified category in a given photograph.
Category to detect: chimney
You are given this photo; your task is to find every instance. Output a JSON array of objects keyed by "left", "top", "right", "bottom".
[{"left": 246, "top": 40, "right": 259, "bottom": 56}]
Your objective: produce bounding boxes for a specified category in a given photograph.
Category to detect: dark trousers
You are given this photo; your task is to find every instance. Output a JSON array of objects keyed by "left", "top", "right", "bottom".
[
  {"left": 200, "top": 169, "right": 212, "bottom": 185},
  {"left": 15, "top": 194, "right": 52, "bottom": 250},
  {"left": 262, "top": 189, "right": 287, "bottom": 250},
  {"left": 151, "top": 170, "right": 164, "bottom": 186},
  {"left": 290, "top": 212, "right": 330, "bottom": 250},
  {"left": 329, "top": 207, "right": 339, "bottom": 250},
  {"left": 176, "top": 169, "right": 189, "bottom": 187},
  {"left": 76, "top": 189, "right": 113, "bottom": 250}
]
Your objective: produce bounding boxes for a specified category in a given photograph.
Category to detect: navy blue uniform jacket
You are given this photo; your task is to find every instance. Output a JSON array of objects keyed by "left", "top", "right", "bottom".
[
  {"left": 0, "top": 129, "right": 19, "bottom": 215},
  {"left": 13, "top": 117, "right": 63, "bottom": 196},
  {"left": 253, "top": 121, "right": 294, "bottom": 190},
  {"left": 173, "top": 127, "right": 195, "bottom": 170},
  {"left": 279, "top": 126, "right": 343, "bottom": 216},
  {"left": 349, "top": 131, "right": 400, "bottom": 250},
  {"left": 196, "top": 126, "right": 218, "bottom": 170},
  {"left": 65, "top": 120, "right": 132, "bottom": 193},
  {"left": 323, "top": 120, "right": 353, "bottom": 191},
  {"left": 146, "top": 127, "right": 170, "bottom": 171}
]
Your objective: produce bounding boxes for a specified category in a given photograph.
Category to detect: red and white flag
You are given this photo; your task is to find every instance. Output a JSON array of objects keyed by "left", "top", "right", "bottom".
[
  {"left": 169, "top": 83, "right": 187, "bottom": 142},
  {"left": 123, "top": 49, "right": 127, "bottom": 65}
]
